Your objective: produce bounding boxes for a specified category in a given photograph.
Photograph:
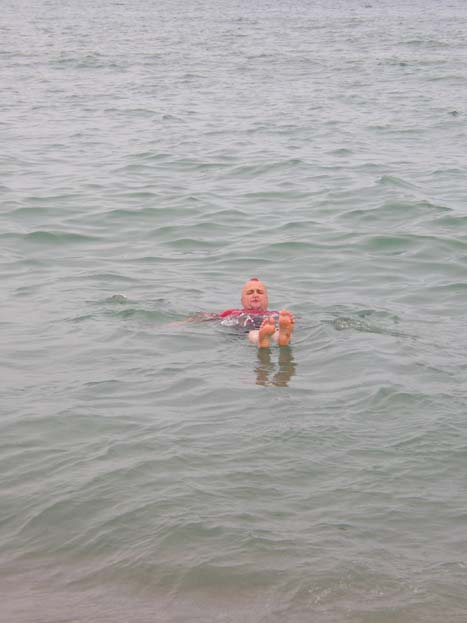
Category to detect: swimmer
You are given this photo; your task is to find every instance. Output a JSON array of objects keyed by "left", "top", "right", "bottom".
[
  {"left": 220, "top": 278, "right": 295, "bottom": 348},
  {"left": 185, "top": 278, "right": 295, "bottom": 348}
]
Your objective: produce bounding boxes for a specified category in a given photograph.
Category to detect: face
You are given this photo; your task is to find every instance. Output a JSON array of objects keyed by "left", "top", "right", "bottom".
[{"left": 241, "top": 280, "right": 268, "bottom": 311}]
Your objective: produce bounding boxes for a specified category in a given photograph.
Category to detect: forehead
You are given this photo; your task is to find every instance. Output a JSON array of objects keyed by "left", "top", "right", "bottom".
[{"left": 243, "top": 280, "right": 267, "bottom": 292}]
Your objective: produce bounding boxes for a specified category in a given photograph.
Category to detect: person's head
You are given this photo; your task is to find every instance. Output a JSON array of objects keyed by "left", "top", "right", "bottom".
[{"left": 241, "top": 278, "right": 268, "bottom": 311}]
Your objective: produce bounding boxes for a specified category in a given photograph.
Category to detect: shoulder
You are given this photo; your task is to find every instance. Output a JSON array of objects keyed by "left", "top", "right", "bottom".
[{"left": 218, "top": 309, "right": 243, "bottom": 318}]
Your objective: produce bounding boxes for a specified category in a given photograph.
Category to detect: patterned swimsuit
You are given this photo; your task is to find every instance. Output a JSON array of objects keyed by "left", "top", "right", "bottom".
[{"left": 218, "top": 309, "right": 279, "bottom": 331}]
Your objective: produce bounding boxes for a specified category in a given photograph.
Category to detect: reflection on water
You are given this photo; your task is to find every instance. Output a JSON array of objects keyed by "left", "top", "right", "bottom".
[{"left": 255, "top": 346, "right": 296, "bottom": 387}]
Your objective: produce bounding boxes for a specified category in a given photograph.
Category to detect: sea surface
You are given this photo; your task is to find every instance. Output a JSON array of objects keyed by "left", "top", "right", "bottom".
[{"left": 1, "top": 0, "right": 467, "bottom": 621}]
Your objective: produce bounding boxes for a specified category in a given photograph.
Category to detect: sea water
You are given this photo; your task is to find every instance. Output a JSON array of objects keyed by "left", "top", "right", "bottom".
[{"left": 1, "top": 0, "right": 467, "bottom": 621}]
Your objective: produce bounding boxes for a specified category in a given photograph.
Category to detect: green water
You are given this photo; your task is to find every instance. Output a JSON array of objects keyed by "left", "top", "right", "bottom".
[{"left": 1, "top": 0, "right": 467, "bottom": 621}]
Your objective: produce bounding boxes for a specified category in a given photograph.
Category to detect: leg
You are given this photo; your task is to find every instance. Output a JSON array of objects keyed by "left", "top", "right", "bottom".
[
  {"left": 249, "top": 316, "right": 276, "bottom": 348},
  {"left": 273, "top": 310, "right": 295, "bottom": 346},
  {"left": 272, "top": 346, "right": 296, "bottom": 386},
  {"left": 255, "top": 348, "right": 274, "bottom": 385}
]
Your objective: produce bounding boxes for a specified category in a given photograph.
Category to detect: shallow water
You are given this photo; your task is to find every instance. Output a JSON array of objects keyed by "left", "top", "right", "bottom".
[{"left": 2, "top": 0, "right": 467, "bottom": 621}]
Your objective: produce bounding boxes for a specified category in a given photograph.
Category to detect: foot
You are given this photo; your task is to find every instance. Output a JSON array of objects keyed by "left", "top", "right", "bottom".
[
  {"left": 258, "top": 316, "right": 276, "bottom": 348},
  {"left": 277, "top": 310, "right": 294, "bottom": 346}
]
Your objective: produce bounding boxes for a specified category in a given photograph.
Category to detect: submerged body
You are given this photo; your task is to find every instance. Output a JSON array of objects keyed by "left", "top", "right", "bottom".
[{"left": 219, "top": 308, "right": 280, "bottom": 330}]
